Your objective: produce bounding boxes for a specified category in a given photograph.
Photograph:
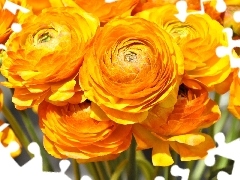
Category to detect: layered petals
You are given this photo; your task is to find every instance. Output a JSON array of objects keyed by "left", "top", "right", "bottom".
[
  {"left": 73, "top": 0, "right": 139, "bottom": 23},
  {"left": 133, "top": 84, "right": 220, "bottom": 166},
  {"left": 79, "top": 16, "right": 184, "bottom": 124},
  {"left": 142, "top": 84, "right": 221, "bottom": 136},
  {"left": 136, "top": 5, "right": 231, "bottom": 92},
  {"left": 39, "top": 101, "right": 132, "bottom": 162},
  {"left": 0, "top": 0, "right": 15, "bottom": 44},
  {"left": 1, "top": 7, "right": 99, "bottom": 109},
  {"left": 24, "top": 0, "right": 139, "bottom": 23}
]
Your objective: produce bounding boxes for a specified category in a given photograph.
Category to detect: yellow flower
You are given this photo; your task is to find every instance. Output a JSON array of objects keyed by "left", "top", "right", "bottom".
[
  {"left": 1, "top": 7, "right": 99, "bottom": 109},
  {"left": 79, "top": 16, "right": 184, "bottom": 124},
  {"left": 225, "top": 0, "right": 240, "bottom": 5},
  {"left": 133, "top": 85, "right": 220, "bottom": 166},
  {"left": 25, "top": 0, "right": 52, "bottom": 14},
  {"left": 71, "top": 0, "right": 139, "bottom": 23},
  {"left": 136, "top": 5, "right": 231, "bottom": 93},
  {"left": 39, "top": 100, "right": 132, "bottom": 162},
  {"left": 0, "top": 0, "right": 15, "bottom": 44}
]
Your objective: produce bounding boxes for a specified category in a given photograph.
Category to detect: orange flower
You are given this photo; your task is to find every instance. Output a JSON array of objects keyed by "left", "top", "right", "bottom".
[
  {"left": 79, "top": 17, "right": 184, "bottom": 124},
  {"left": 228, "top": 69, "right": 240, "bottom": 119},
  {"left": 38, "top": 100, "right": 132, "bottom": 162},
  {"left": 24, "top": 0, "right": 76, "bottom": 15},
  {"left": 0, "top": 0, "right": 15, "bottom": 44},
  {"left": 136, "top": 5, "right": 231, "bottom": 93},
  {"left": 133, "top": 84, "right": 220, "bottom": 166},
  {"left": 0, "top": 0, "right": 31, "bottom": 44},
  {"left": 23, "top": 0, "right": 139, "bottom": 22},
  {"left": 25, "top": 0, "right": 139, "bottom": 23},
  {"left": 72, "top": 0, "right": 139, "bottom": 23},
  {"left": 1, "top": 7, "right": 99, "bottom": 109},
  {"left": 25, "top": 0, "right": 52, "bottom": 14},
  {"left": 133, "top": 0, "right": 222, "bottom": 22}
]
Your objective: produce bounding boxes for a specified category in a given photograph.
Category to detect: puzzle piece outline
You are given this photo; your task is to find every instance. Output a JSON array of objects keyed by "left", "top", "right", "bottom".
[
  {"left": 175, "top": 0, "right": 226, "bottom": 22},
  {"left": 0, "top": 123, "right": 71, "bottom": 180}
]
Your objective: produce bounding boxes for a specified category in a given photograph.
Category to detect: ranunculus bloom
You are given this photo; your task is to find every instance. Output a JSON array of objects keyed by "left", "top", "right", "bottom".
[
  {"left": 25, "top": 0, "right": 139, "bottom": 22},
  {"left": 228, "top": 69, "right": 240, "bottom": 119},
  {"left": 72, "top": 0, "right": 139, "bottom": 23},
  {"left": 79, "top": 17, "right": 184, "bottom": 124},
  {"left": 1, "top": 7, "right": 99, "bottom": 109},
  {"left": 38, "top": 100, "right": 132, "bottom": 162},
  {"left": 133, "top": 84, "right": 220, "bottom": 166},
  {"left": 136, "top": 5, "right": 231, "bottom": 93}
]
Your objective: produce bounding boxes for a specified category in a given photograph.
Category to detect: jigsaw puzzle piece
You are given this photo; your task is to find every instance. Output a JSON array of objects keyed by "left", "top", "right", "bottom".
[
  {"left": 175, "top": 0, "right": 226, "bottom": 22},
  {"left": 171, "top": 165, "right": 190, "bottom": 180}
]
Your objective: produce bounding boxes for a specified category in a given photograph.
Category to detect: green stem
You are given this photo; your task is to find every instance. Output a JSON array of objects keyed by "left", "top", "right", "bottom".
[
  {"left": 163, "top": 166, "right": 169, "bottom": 180},
  {"left": 214, "top": 110, "right": 229, "bottom": 134},
  {"left": 85, "top": 163, "right": 100, "bottom": 180},
  {"left": 127, "top": 138, "right": 137, "bottom": 180},
  {"left": 214, "top": 93, "right": 221, "bottom": 105},
  {"left": 19, "top": 110, "right": 53, "bottom": 171},
  {"left": 1, "top": 104, "right": 32, "bottom": 157},
  {"left": 187, "top": 160, "right": 194, "bottom": 172},
  {"left": 154, "top": 166, "right": 161, "bottom": 177},
  {"left": 103, "top": 161, "right": 112, "bottom": 178},
  {"left": 94, "top": 162, "right": 107, "bottom": 180},
  {"left": 19, "top": 111, "right": 40, "bottom": 144},
  {"left": 99, "top": 162, "right": 110, "bottom": 179},
  {"left": 72, "top": 159, "right": 80, "bottom": 180},
  {"left": 190, "top": 160, "right": 205, "bottom": 180},
  {"left": 110, "top": 159, "right": 128, "bottom": 180}
]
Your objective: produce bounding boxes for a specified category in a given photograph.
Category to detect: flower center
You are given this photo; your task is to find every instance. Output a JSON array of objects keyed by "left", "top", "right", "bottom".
[
  {"left": 171, "top": 26, "right": 191, "bottom": 40},
  {"left": 178, "top": 84, "right": 188, "bottom": 98},
  {"left": 33, "top": 28, "right": 57, "bottom": 45},
  {"left": 166, "top": 22, "right": 196, "bottom": 44},
  {"left": 124, "top": 51, "right": 137, "bottom": 62},
  {"left": 38, "top": 32, "right": 52, "bottom": 43}
]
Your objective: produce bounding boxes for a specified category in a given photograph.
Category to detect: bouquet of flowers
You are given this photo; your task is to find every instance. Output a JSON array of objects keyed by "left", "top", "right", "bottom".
[{"left": 1, "top": 0, "right": 240, "bottom": 179}]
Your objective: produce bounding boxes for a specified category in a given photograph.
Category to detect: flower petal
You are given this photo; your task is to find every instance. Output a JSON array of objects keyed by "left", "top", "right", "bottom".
[{"left": 170, "top": 134, "right": 215, "bottom": 161}]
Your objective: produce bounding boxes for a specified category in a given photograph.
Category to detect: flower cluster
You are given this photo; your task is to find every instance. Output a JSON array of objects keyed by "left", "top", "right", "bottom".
[{"left": 1, "top": 0, "right": 240, "bottom": 166}]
